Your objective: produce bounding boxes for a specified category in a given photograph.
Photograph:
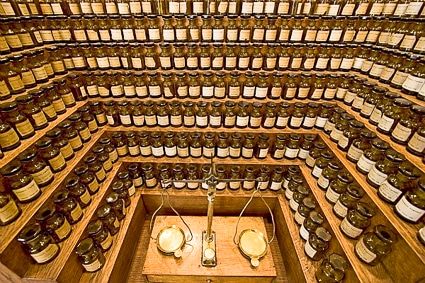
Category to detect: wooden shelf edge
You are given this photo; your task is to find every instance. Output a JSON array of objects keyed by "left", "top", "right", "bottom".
[
  {"left": 23, "top": 159, "right": 121, "bottom": 280},
  {"left": 120, "top": 154, "right": 304, "bottom": 165},
  {"left": 79, "top": 190, "right": 143, "bottom": 282},
  {"left": 299, "top": 164, "right": 392, "bottom": 283},
  {"left": 110, "top": 125, "right": 319, "bottom": 134},
  {"left": 337, "top": 103, "right": 425, "bottom": 175},
  {"left": 0, "top": 129, "right": 104, "bottom": 253},
  {"left": 0, "top": 100, "right": 87, "bottom": 166},
  {"left": 318, "top": 132, "right": 425, "bottom": 265},
  {"left": 0, "top": 44, "right": 56, "bottom": 60}
]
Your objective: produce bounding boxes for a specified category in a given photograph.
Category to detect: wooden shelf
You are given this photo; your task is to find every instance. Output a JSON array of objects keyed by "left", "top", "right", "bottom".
[
  {"left": 0, "top": 100, "right": 87, "bottom": 166},
  {"left": 337, "top": 103, "right": 425, "bottom": 174},
  {"left": 1, "top": 72, "right": 70, "bottom": 104},
  {"left": 120, "top": 154, "right": 304, "bottom": 166},
  {"left": 78, "top": 190, "right": 144, "bottom": 282},
  {"left": 0, "top": 44, "right": 56, "bottom": 60},
  {"left": 299, "top": 164, "right": 391, "bottom": 283},
  {"left": 0, "top": 129, "right": 104, "bottom": 253},
  {"left": 318, "top": 132, "right": 425, "bottom": 266},
  {"left": 274, "top": 195, "right": 319, "bottom": 283},
  {"left": 23, "top": 159, "right": 121, "bottom": 281}
]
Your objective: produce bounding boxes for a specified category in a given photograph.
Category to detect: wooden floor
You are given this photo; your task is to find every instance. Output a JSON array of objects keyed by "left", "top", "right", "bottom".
[{"left": 127, "top": 216, "right": 288, "bottom": 283}]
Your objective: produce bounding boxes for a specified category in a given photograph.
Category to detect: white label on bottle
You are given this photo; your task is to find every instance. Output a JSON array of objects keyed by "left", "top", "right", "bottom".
[
  {"left": 294, "top": 211, "right": 305, "bottom": 225},
  {"left": 285, "top": 188, "right": 294, "bottom": 200},
  {"left": 189, "top": 146, "right": 201, "bottom": 158},
  {"left": 304, "top": 240, "right": 317, "bottom": 258},
  {"left": 400, "top": 35, "right": 416, "bottom": 50},
  {"left": 330, "top": 128, "right": 343, "bottom": 141},
  {"left": 140, "top": 145, "right": 151, "bottom": 156},
  {"left": 396, "top": 195, "right": 425, "bottom": 222},
  {"left": 31, "top": 244, "right": 58, "bottom": 264},
  {"left": 317, "top": 175, "right": 330, "bottom": 189},
  {"left": 355, "top": 2, "right": 369, "bottom": 14},
  {"left": 334, "top": 199, "right": 348, "bottom": 218},
  {"left": 326, "top": 187, "right": 342, "bottom": 203},
  {"left": 341, "top": 217, "right": 363, "bottom": 238},
  {"left": 315, "top": 116, "right": 327, "bottom": 128},
  {"left": 290, "top": 30, "right": 303, "bottom": 41},
  {"left": 414, "top": 37, "right": 425, "bottom": 52},
  {"left": 312, "top": 166, "right": 323, "bottom": 178},
  {"left": 203, "top": 147, "right": 214, "bottom": 158},
  {"left": 391, "top": 123, "right": 411, "bottom": 142},
  {"left": 142, "top": 1, "right": 152, "bottom": 14},
  {"left": 369, "top": 64, "right": 385, "bottom": 77},
  {"left": 217, "top": 147, "right": 229, "bottom": 157},
  {"left": 290, "top": 198, "right": 299, "bottom": 211},
  {"left": 378, "top": 114, "right": 395, "bottom": 132},
  {"left": 316, "top": 31, "right": 329, "bottom": 42},
  {"left": 298, "top": 148, "right": 309, "bottom": 160},
  {"left": 148, "top": 29, "right": 160, "bottom": 41},
  {"left": 291, "top": 58, "right": 302, "bottom": 69},
  {"left": 224, "top": 116, "right": 236, "bottom": 127},
  {"left": 250, "top": 116, "right": 262, "bottom": 128},
  {"left": 355, "top": 237, "right": 377, "bottom": 263},
  {"left": 347, "top": 145, "right": 363, "bottom": 161},
  {"left": 391, "top": 71, "right": 408, "bottom": 86},
  {"left": 379, "top": 180, "right": 402, "bottom": 203},
  {"left": 234, "top": 116, "right": 248, "bottom": 127},
  {"left": 403, "top": 75, "right": 425, "bottom": 92},
  {"left": 380, "top": 68, "right": 395, "bottom": 82},
  {"left": 70, "top": 204, "right": 83, "bottom": 222},
  {"left": 152, "top": 146, "right": 164, "bottom": 157},
  {"left": 329, "top": 29, "right": 342, "bottom": 42},
  {"left": 352, "top": 97, "right": 365, "bottom": 110},
  {"left": 408, "top": 131, "right": 425, "bottom": 153},
  {"left": 277, "top": 2, "right": 289, "bottom": 13},
  {"left": 310, "top": 88, "right": 324, "bottom": 99},
  {"left": 0, "top": 199, "right": 19, "bottom": 223},
  {"left": 210, "top": 116, "right": 221, "bottom": 127},
  {"left": 285, "top": 148, "right": 299, "bottom": 159},
  {"left": 406, "top": 1, "right": 423, "bottom": 14},
  {"left": 300, "top": 224, "right": 309, "bottom": 240},
  {"left": 290, "top": 116, "right": 303, "bottom": 128},
  {"left": 145, "top": 115, "right": 157, "bottom": 126},
  {"left": 146, "top": 178, "right": 157, "bottom": 187},
  {"left": 135, "top": 29, "right": 146, "bottom": 41},
  {"left": 303, "top": 117, "right": 316, "bottom": 128}
]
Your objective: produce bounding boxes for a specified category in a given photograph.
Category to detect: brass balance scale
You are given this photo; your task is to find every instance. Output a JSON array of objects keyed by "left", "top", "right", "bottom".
[{"left": 149, "top": 158, "right": 276, "bottom": 268}]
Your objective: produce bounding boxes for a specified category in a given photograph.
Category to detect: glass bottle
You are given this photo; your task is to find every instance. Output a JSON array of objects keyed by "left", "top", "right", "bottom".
[
  {"left": 300, "top": 211, "right": 324, "bottom": 241},
  {"left": 1, "top": 160, "right": 41, "bottom": 203},
  {"left": 18, "top": 223, "right": 60, "bottom": 264},
  {"left": 177, "top": 132, "right": 189, "bottom": 158},
  {"left": 87, "top": 220, "right": 113, "bottom": 252},
  {"left": 242, "top": 133, "right": 255, "bottom": 159},
  {"left": 0, "top": 191, "right": 21, "bottom": 226},
  {"left": 340, "top": 202, "right": 375, "bottom": 239},
  {"left": 355, "top": 224, "right": 398, "bottom": 266},
  {"left": 97, "top": 204, "right": 120, "bottom": 235},
  {"left": 305, "top": 226, "right": 332, "bottom": 261},
  {"left": 315, "top": 253, "right": 348, "bottom": 283}
]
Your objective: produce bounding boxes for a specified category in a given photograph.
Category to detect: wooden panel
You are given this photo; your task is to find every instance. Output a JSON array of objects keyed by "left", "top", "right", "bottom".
[
  {"left": 273, "top": 195, "right": 317, "bottom": 283},
  {"left": 143, "top": 216, "right": 276, "bottom": 283},
  {"left": 140, "top": 189, "right": 278, "bottom": 217}
]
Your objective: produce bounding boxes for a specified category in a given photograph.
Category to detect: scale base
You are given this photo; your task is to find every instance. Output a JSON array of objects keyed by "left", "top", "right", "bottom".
[{"left": 201, "top": 231, "right": 217, "bottom": 267}]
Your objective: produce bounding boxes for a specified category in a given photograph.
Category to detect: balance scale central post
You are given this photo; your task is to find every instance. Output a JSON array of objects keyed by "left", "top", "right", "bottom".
[{"left": 202, "top": 174, "right": 217, "bottom": 267}]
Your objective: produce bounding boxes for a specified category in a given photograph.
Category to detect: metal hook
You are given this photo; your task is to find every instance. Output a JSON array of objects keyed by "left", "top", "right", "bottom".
[{"left": 233, "top": 179, "right": 276, "bottom": 245}]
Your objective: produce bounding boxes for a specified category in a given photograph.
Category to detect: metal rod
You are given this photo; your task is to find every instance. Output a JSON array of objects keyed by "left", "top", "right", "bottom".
[{"left": 206, "top": 194, "right": 214, "bottom": 242}]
